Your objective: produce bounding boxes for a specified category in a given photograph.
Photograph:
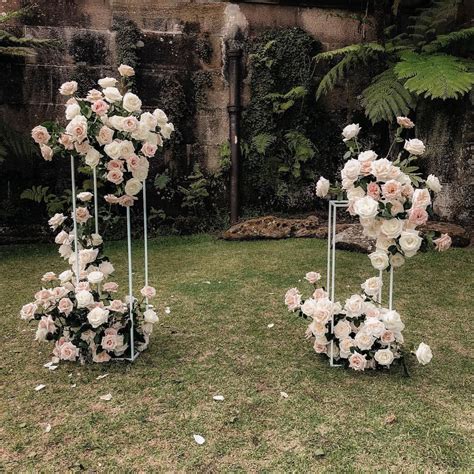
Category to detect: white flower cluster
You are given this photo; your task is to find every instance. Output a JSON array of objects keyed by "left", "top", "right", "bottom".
[
  {"left": 31, "top": 65, "right": 174, "bottom": 207},
  {"left": 285, "top": 271, "right": 433, "bottom": 371},
  {"left": 316, "top": 118, "right": 451, "bottom": 269}
]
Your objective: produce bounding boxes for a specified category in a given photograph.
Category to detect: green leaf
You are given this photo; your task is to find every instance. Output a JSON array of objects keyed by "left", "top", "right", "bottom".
[
  {"left": 360, "top": 68, "right": 416, "bottom": 124},
  {"left": 252, "top": 133, "right": 276, "bottom": 155},
  {"left": 395, "top": 51, "right": 474, "bottom": 100}
]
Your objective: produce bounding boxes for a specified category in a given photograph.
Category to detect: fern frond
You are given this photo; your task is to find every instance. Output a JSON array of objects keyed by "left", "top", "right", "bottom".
[
  {"left": 314, "top": 44, "right": 364, "bottom": 62},
  {"left": 252, "top": 133, "right": 276, "bottom": 155},
  {"left": 423, "top": 27, "right": 474, "bottom": 53},
  {"left": 395, "top": 51, "right": 474, "bottom": 99},
  {"left": 361, "top": 68, "right": 416, "bottom": 124},
  {"left": 0, "top": 46, "right": 35, "bottom": 57}
]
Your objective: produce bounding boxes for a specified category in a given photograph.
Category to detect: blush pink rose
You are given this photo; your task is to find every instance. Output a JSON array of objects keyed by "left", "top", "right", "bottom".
[
  {"left": 408, "top": 207, "right": 428, "bottom": 226},
  {"left": 381, "top": 330, "right": 395, "bottom": 344},
  {"left": 91, "top": 99, "right": 110, "bottom": 116},
  {"left": 75, "top": 207, "right": 91, "bottom": 225},
  {"left": 367, "top": 182, "right": 381, "bottom": 200},
  {"left": 93, "top": 351, "right": 111, "bottom": 363},
  {"left": 108, "top": 299, "right": 126, "bottom": 313},
  {"left": 118, "top": 195, "right": 137, "bottom": 207},
  {"left": 312, "top": 288, "right": 328, "bottom": 300},
  {"left": 122, "top": 116, "right": 139, "bottom": 132},
  {"left": 40, "top": 145, "right": 53, "bottom": 161},
  {"left": 58, "top": 297, "right": 74, "bottom": 315},
  {"left": 141, "top": 142, "right": 157, "bottom": 158},
  {"left": 101, "top": 334, "right": 118, "bottom": 351},
  {"left": 433, "top": 233, "right": 451, "bottom": 251},
  {"left": 107, "top": 159, "right": 124, "bottom": 171},
  {"left": 348, "top": 352, "right": 367, "bottom": 371},
  {"left": 104, "top": 194, "right": 120, "bottom": 205},
  {"left": 97, "top": 126, "right": 114, "bottom": 145},
  {"left": 59, "top": 133, "right": 74, "bottom": 150},
  {"left": 381, "top": 180, "right": 402, "bottom": 200},
  {"left": 86, "top": 89, "right": 103, "bottom": 102},
  {"left": 107, "top": 170, "right": 124, "bottom": 185},
  {"left": 360, "top": 161, "right": 373, "bottom": 176},
  {"left": 31, "top": 125, "right": 51, "bottom": 144},
  {"left": 140, "top": 286, "right": 156, "bottom": 298},
  {"left": 103, "top": 282, "right": 119, "bottom": 293},
  {"left": 59, "top": 341, "right": 79, "bottom": 361},
  {"left": 284, "top": 288, "right": 301, "bottom": 311}
]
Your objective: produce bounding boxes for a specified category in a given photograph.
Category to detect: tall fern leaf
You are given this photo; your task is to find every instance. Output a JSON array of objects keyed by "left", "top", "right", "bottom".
[
  {"left": 361, "top": 68, "right": 416, "bottom": 124},
  {"left": 395, "top": 51, "right": 474, "bottom": 99}
]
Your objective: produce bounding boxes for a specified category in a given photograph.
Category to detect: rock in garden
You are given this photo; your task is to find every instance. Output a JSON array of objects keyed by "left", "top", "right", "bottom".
[{"left": 334, "top": 225, "right": 375, "bottom": 254}]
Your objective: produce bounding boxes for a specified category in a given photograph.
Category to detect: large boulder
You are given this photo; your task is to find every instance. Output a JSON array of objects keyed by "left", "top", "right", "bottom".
[
  {"left": 222, "top": 215, "right": 320, "bottom": 240},
  {"left": 419, "top": 222, "right": 471, "bottom": 248}
]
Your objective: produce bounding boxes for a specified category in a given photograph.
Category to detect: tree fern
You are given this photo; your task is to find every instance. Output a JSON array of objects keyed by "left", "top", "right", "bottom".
[
  {"left": 361, "top": 68, "right": 416, "bottom": 124},
  {"left": 422, "top": 27, "right": 474, "bottom": 53},
  {"left": 252, "top": 133, "right": 276, "bottom": 155},
  {"left": 395, "top": 51, "right": 474, "bottom": 99}
]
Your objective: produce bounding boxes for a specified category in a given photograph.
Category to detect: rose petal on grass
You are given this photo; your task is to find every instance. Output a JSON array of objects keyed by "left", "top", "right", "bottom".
[
  {"left": 280, "top": 391, "right": 289, "bottom": 399},
  {"left": 385, "top": 414, "right": 397, "bottom": 424},
  {"left": 71, "top": 384, "right": 77, "bottom": 388},
  {"left": 165, "top": 307, "right": 171, "bottom": 314},
  {"left": 44, "top": 424, "right": 51, "bottom": 433},
  {"left": 267, "top": 323, "right": 275, "bottom": 328},
  {"left": 213, "top": 395, "right": 224, "bottom": 401},
  {"left": 35, "top": 384, "right": 46, "bottom": 391},
  {"left": 99, "top": 393, "right": 112, "bottom": 401},
  {"left": 43, "top": 361, "right": 54, "bottom": 368},
  {"left": 193, "top": 434, "right": 205, "bottom": 445},
  {"left": 48, "top": 365, "right": 58, "bottom": 371},
  {"left": 96, "top": 374, "right": 109, "bottom": 380}
]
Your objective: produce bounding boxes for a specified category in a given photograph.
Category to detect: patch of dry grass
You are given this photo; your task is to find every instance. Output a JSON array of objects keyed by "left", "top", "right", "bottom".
[{"left": 0, "top": 236, "right": 472, "bottom": 472}]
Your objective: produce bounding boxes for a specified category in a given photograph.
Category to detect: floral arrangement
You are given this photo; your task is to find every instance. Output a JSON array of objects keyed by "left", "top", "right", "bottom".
[
  {"left": 21, "top": 64, "right": 172, "bottom": 363},
  {"left": 285, "top": 271, "right": 433, "bottom": 372},
  {"left": 316, "top": 117, "right": 451, "bottom": 271}
]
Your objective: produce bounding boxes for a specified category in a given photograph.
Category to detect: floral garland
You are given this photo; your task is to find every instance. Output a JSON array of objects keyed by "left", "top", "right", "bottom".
[
  {"left": 285, "top": 272, "right": 433, "bottom": 372},
  {"left": 21, "top": 65, "right": 172, "bottom": 363},
  {"left": 316, "top": 117, "right": 451, "bottom": 270}
]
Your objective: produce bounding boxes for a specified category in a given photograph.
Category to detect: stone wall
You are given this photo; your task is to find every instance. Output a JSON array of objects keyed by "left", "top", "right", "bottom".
[{"left": 0, "top": 0, "right": 372, "bottom": 174}]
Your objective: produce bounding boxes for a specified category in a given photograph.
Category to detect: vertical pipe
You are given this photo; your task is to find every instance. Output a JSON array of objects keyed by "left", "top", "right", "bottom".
[
  {"left": 389, "top": 265, "right": 394, "bottom": 310},
  {"left": 126, "top": 206, "right": 135, "bottom": 361},
  {"left": 331, "top": 203, "right": 336, "bottom": 303},
  {"left": 378, "top": 269, "right": 383, "bottom": 304},
  {"left": 142, "top": 180, "right": 149, "bottom": 309},
  {"left": 227, "top": 48, "right": 242, "bottom": 225},
  {"left": 70, "top": 156, "right": 80, "bottom": 285},
  {"left": 93, "top": 167, "right": 99, "bottom": 235},
  {"left": 326, "top": 202, "right": 332, "bottom": 294}
]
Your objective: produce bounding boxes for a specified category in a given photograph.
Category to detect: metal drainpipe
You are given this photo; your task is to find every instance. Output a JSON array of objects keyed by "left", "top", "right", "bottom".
[{"left": 227, "top": 48, "right": 242, "bottom": 225}]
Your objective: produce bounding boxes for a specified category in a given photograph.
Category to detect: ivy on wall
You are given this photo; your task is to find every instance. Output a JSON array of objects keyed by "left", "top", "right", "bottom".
[{"left": 241, "top": 27, "right": 344, "bottom": 215}]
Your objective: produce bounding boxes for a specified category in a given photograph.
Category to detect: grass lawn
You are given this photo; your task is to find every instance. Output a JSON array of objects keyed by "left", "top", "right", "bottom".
[{"left": 0, "top": 235, "right": 472, "bottom": 472}]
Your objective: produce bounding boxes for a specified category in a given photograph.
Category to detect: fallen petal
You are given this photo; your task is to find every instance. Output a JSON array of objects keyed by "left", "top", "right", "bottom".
[
  {"left": 96, "top": 374, "right": 109, "bottom": 380},
  {"left": 99, "top": 393, "right": 112, "bottom": 401},
  {"left": 71, "top": 384, "right": 77, "bottom": 388},
  {"left": 43, "top": 361, "right": 54, "bottom": 368},
  {"left": 193, "top": 434, "right": 205, "bottom": 445},
  {"left": 213, "top": 395, "right": 224, "bottom": 401},
  {"left": 267, "top": 323, "right": 275, "bottom": 328},
  {"left": 48, "top": 365, "right": 58, "bottom": 371},
  {"left": 44, "top": 424, "right": 52, "bottom": 433},
  {"left": 280, "top": 391, "right": 289, "bottom": 399},
  {"left": 35, "top": 384, "right": 46, "bottom": 392},
  {"left": 165, "top": 307, "right": 171, "bottom": 314}
]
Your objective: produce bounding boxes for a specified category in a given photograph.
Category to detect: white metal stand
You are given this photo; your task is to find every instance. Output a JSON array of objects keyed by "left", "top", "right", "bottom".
[{"left": 70, "top": 156, "right": 81, "bottom": 285}]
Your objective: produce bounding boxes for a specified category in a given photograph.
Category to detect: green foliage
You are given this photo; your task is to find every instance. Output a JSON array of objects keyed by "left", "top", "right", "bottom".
[
  {"left": 251, "top": 133, "right": 276, "bottom": 155},
  {"left": 20, "top": 185, "right": 72, "bottom": 215},
  {"left": 69, "top": 31, "right": 107, "bottom": 65},
  {"left": 395, "top": 51, "right": 474, "bottom": 99},
  {"left": 315, "top": 0, "right": 474, "bottom": 123},
  {"left": 191, "top": 70, "right": 213, "bottom": 108},
  {"left": 361, "top": 68, "right": 416, "bottom": 124},
  {"left": 178, "top": 164, "right": 210, "bottom": 212}
]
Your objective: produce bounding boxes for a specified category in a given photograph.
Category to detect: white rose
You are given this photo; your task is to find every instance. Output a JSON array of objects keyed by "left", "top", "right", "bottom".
[
  {"left": 399, "top": 229, "right": 422, "bottom": 257},
  {"left": 374, "top": 348, "right": 394, "bottom": 366},
  {"left": 87, "top": 271, "right": 104, "bottom": 284},
  {"left": 98, "top": 77, "right": 118, "bottom": 88},
  {"left": 404, "top": 138, "right": 425, "bottom": 156},
  {"left": 59, "top": 243, "right": 72, "bottom": 259},
  {"left": 334, "top": 320, "right": 351, "bottom": 339},
  {"left": 59, "top": 269, "right": 73, "bottom": 283},
  {"left": 65, "top": 103, "right": 81, "bottom": 120},
  {"left": 361, "top": 277, "right": 382, "bottom": 297},
  {"left": 160, "top": 122, "right": 174, "bottom": 140},
  {"left": 344, "top": 294, "right": 365, "bottom": 318},
  {"left": 120, "top": 140, "right": 135, "bottom": 158},
  {"left": 140, "top": 112, "right": 158, "bottom": 130},
  {"left": 108, "top": 115, "right": 125, "bottom": 131},
  {"left": 375, "top": 235, "right": 394, "bottom": 251},
  {"left": 354, "top": 196, "right": 379, "bottom": 219},
  {"left": 118, "top": 64, "right": 135, "bottom": 77},
  {"left": 48, "top": 212, "right": 66, "bottom": 230},
  {"left": 342, "top": 123, "right": 361, "bottom": 142},
  {"left": 341, "top": 159, "right": 361, "bottom": 182},
  {"left": 59, "top": 81, "right": 78, "bottom": 96},
  {"left": 426, "top": 174, "right": 442, "bottom": 193},
  {"left": 304, "top": 272, "right": 321, "bottom": 284},
  {"left": 20, "top": 302, "right": 38, "bottom": 321},
  {"left": 347, "top": 186, "right": 365, "bottom": 201},
  {"left": 77, "top": 191, "right": 93, "bottom": 202},
  {"left": 355, "top": 330, "right": 375, "bottom": 350},
  {"left": 358, "top": 150, "right": 377, "bottom": 162},
  {"left": 104, "top": 141, "right": 122, "bottom": 159},
  {"left": 65, "top": 115, "right": 88, "bottom": 142},
  {"left": 144, "top": 309, "right": 159, "bottom": 324},
  {"left": 97, "top": 125, "right": 114, "bottom": 145},
  {"left": 380, "top": 218, "right": 404, "bottom": 239},
  {"left": 90, "top": 233, "right": 103, "bottom": 247},
  {"left": 415, "top": 342, "right": 433, "bottom": 365},
  {"left": 76, "top": 290, "right": 94, "bottom": 308},
  {"left": 99, "top": 260, "right": 115, "bottom": 276},
  {"left": 315, "top": 176, "right": 330, "bottom": 198},
  {"left": 103, "top": 87, "right": 123, "bottom": 103},
  {"left": 412, "top": 188, "right": 431, "bottom": 209},
  {"left": 85, "top": 148, "right": 102, "bottom": 169},
  {"left": 368, "top": 250, "right": 390, "bottom": 271},
  {"left": 87, "top": 307, "right": 109, "bottom": 328},
  {"left": 153, "top": 108, "right": 168, "bottom": 126},
  {"left": 122, "top": 92, "right": 142, "bottom": 113},
  {"left": 364, "top": 317, "right": 385, "bottom": 338},
  {"left": 124, "top": 178, "right": 143, "bottom": 196},
  {"left": 301, "top": 298, "right": 318, "bottom": 318},
  {"left": 371, "top": 158, "right": 395, "bottom": 182},
  {"left": 382, "top": 310, "right": 405, "bottom": 332}
]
